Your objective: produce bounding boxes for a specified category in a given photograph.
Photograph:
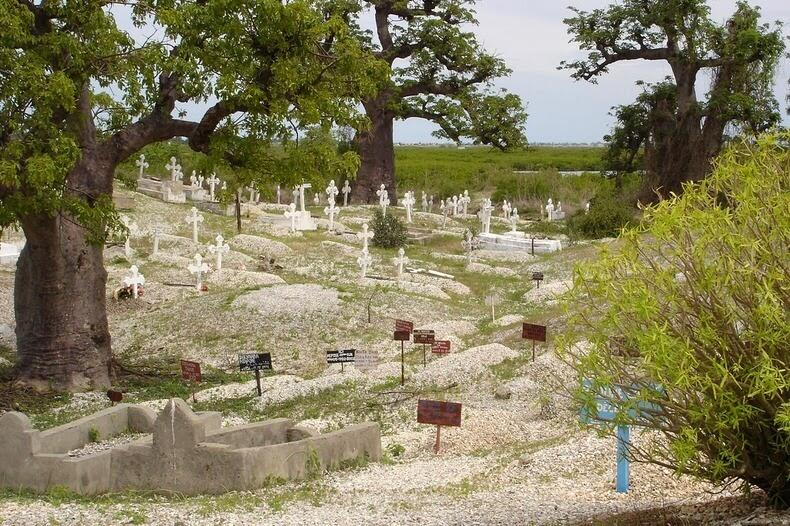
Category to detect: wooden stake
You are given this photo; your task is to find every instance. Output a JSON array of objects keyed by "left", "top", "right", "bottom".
[{"left": 434, "top": 425, "right": 442, "bottom": 454}]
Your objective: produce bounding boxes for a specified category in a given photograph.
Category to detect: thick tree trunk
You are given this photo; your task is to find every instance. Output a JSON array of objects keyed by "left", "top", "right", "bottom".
[
  {"left": 642, "top": 101, "right": 720, "bottom": 202},
  {"left": 353, "top": 97, "right": 397, "bottom": 204},
  {"left": 14, "top": 164, "right": 113, "bottom": 392}
]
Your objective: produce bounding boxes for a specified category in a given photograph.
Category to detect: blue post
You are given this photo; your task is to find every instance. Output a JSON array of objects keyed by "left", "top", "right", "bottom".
[{"left": 616, "top": 425, "right": 630, "bottom": 493}]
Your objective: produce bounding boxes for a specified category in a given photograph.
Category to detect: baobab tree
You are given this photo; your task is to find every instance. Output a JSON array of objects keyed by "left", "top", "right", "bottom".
[
  {"left": 347, "top": 0, "right": 528, "bottom": 203},
  {"left": 562, "top": 0, "right": 784, "bottom": 200},
  {"left": 0, "top": 0, "right": 381, "bottom": 391}
]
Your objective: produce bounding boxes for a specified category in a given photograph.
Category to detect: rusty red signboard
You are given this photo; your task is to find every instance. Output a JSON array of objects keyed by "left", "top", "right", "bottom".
[
  {"left": 180, "top": 360, "right": 202, "bottom": 382},
  {"left": 106, "top": 390, "right": 123, "bottom": 404},
  {"left": 417, "top": 399, "right": 462, "bottom": 427},
  {"left": 413, "top": 329, "right": 436, "bottom": 345},
  {"left": 395, "top": 319, "right": 414, "bottom": 333},
  {"left": 522, "top": 323, "right": 547, "bottom": 342},
  {"left": 393, "top": 330, "right": 411, "bottom": 342},
  {"left": 431, "top": 341, "right": 451, "bottom": 355}
]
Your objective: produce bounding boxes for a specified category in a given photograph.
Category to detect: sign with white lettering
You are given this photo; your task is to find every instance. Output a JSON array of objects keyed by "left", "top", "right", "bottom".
[{"left": 326, "top": 349, "right": 356, "bottom": 364}]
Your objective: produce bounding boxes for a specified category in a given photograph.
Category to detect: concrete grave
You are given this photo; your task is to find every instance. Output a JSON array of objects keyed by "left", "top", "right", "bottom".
[{"left": 0, "top": 399, "right": 381, "bottom": 495}]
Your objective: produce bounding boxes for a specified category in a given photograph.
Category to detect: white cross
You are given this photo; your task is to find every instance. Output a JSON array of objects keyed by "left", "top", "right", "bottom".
[
  {"left": 190, "top": 171, "right": 199, "bottom": 188},
  {"left": 152, "top": 226, "right": 162, "bottom": 256},
  {"left": 185, "top": 207, "right": 204, "bottom": 243},
  {"left": 197, "top": 174, "right": 204, "bottom": 188},
  {"left": 123, "top": 265, "right": 145, "bottom": 299},
  {"left": 545, "top": 198, "right": 555, "bottom": 222},
  {"left": 342, "top": 180, "right": 351, "bottom": 206},
  {"left": 479, "top": 199, "right": 493, "bottom": 234},
  {"left": 357, "top": 248, "right": 373, "bottom": 279},
  {"left": 376, "top": 184, "right": 390, "bottom": 216},
  {"left": 276, "top": 184, "right": 281, "bottom": 204},
  {"left": 187, "top": 253, "right": 211, "bottom": 292},
  {"left": 510, "top": 207, "right": 520, "bottom": 232},
  {"left": 284, "top": 202, "right": 299, "bottom": 232},
  {"left": 585, "top": 202, "right": 590, "bottom": 215},
  {"left": 313, "top": 193, "right": 320, "bottom": 206},
  {"left": 462, "top": 190, "right": 471, "bottom": 215},
  {"left": 402, "top": 191, "right": 415, "bottom": 223},
  {"left": 298, "top": 183, "right": 312, "bottom": 212},
  {"left": 121, "top": 215, "right": 138, "bottom": 258},
  {"left": 452, "top": 195, "right": 459, "bottom": 216},
  {"left": 461, "top": 230, "right": 476, "bottom": 265},
  {"left": 248, "top": 185, "right": 257, "bottom": 203},
  {"left": 207, "top": 173, "right": 220, "bottom": 201},
  {"left": 325, "top": 180, "right": 339, "bottom": 205},
  {"left": 429, "top": 195, "right": 434, "bottom": 212},
  {"left": 208, "top": 234, "right": 230, "bottom": 271},
  {"left": 440, "top": 199, "right": 449, "bottom": 228},
  {"left": 165, "top": 157, "right": 181, "bottom": 182},
  {"left": 324, "top": 200, "right": 340, "bottom": 232},
  {"left": 502, "top": 200, "right": 512, "bottom": 219},
  {"left": 421, "top": 192, "right": 428, "bottom": 212},
  {"left": 136, "top": 155, "right": 149, "bottom": 179},
  {"left": 393, "top": 247, "right": 409, "bottom": 280},
  {"left": 357, "top": 223, "right": 375, "bottom": 251}
]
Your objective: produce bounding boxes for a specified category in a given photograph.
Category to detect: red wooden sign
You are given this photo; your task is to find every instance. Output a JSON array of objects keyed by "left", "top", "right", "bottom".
[
  {"left": 417, "top": 399, "right": 462, "bottom": 427},
  {"left": 413, "top": 329, "right": 435, "bottom": 344},
  {"left": 431, "top": 341, "right": 451, "bottom": 355},
  {"left": 393, "top": 330, "right": 411, "bottom": 342},
  {"left": 395, "top": 319, "right": 414, "bottom": 333},
  {"left": 180, "top": 360, "right": 202, "bottom": 382},
  {"left": 522, "top": 323, "right": 547, "bottom": 342}
]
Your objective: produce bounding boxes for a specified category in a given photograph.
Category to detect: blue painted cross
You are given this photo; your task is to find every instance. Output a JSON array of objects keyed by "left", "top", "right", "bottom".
[{"left": 580, "top": 380, "right": 633, "bottom": 493}]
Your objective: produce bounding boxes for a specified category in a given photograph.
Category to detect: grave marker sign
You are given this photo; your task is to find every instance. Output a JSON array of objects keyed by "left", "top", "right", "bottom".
[
  {"left": 395, "top": 319, "right": 414, "bottom": 333},
  {"left": 413, "top": 329, "right": 436, "bottom": 367},
  {"left": 238, "top": 353, "right": 272, "bottom": 396},
  {"left": 327, "top": 349, "right": 356, "bottom": 372},
  {"left": 532, "top": 272, "right": 544, "bottom": 289},
  {"left": 180, "top": 360, "right": 202, "bottom": 402},
  {"left": 393, "top": 329, "right": 411, "bottom": 385},
  {"left": 417, "top": 399, "right": 462, "bottom": 453},
  {"left": 355, "top": 349, "right": 379, "bottom": 372},
  {"left": 431, "top": 341, "right": 451, "bottom": 355},
  {"left": 521, "top": 322, "right": 547, "bottom": 362}
]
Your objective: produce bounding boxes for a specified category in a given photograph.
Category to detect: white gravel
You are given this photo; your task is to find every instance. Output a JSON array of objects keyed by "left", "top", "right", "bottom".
[
  {"left": 412, "top": 343, "right": 519, "bottom": 388},
  {"left": 205, "top": 269, "right": 285, "bottom": 289},
  {"left": 522, "top": 279, "right": 573, "bottom": 305},
  {"left": 232, "top": 284, "right": 341, "bottom": 318},
  {"left": 229, "top": 234, "right": 293, "bottom": 258},
  {"left": 66, "top": 433, "right": 147, "bottom": 458}
]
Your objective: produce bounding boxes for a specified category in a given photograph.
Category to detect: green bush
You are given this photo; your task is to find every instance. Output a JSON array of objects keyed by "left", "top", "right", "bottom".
[
  {"left": 559, "top": 132, "right": 790, "bottom": 507},
  {"left": 370, "top": 209, "right": 407, "bottom": 248},
  {"left": 566, "top": 193, "right": 634, "bottom": 239}
]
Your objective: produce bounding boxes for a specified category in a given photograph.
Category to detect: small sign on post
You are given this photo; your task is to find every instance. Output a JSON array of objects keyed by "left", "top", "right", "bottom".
[
  {"left": 417, "top": 399, "right": 462, "bottom": 454},
  {"left": 326, "top": 349, "right": 356, "bottom": 373},
  {"left": 485, "top": 293, "right": 500, "bottom": 323},
  {"left": 355, "top": 349, "right": 379, "bottom": 372},
  {"left": 413, "top": 329, "right": 435, "bottom": 367},
  {"left": 521, "top": 322, "right": 547, "bottom": 362},
  {"left": 180, "top": 359, "right": 202, "bottom": 402},
  {"left": 106, "top": 390, "right": 123, "bottom": 406},
  {"left": 395, "top": 319, "right": 414, "bottom": 333},
  {"left": 238, "top": 353, "right": 272, "bottom": 396},
  {"left": 431, "top": 340, "right": 451, "bottom": 355},
  {"left": 532, "top": 272, "right": 544, "bottom": 289},
  {"left": 394, "top": 329, "right": 411, "bottom": 386}
]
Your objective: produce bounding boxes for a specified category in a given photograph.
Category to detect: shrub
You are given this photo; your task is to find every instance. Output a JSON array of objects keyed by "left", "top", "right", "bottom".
[
  {"left": 370, "top": 208, "right": 407, "bottom": 248},
  {"left": 559, "top": 132, "right": 790, "bottom": 507},
  {"left": 566, "top": 193, "right": 634, "bottom": 239}
]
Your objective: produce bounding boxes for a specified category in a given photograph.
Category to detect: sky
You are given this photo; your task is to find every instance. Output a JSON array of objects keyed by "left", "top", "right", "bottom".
[
  {"left": 396, "top": 0, "right": 790, "bottom": 144},
  {"left": 113, "top": 1, "right": 789, "bottom": 144}
]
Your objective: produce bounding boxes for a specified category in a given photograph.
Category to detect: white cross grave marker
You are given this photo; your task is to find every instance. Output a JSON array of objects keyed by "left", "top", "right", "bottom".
[
  {"left": 185, "top": 207, "right": 204, "bottom": 243},
  {"left": 284, "top": 202, "right": 299, "bottom": 233},
  {"left": 325, "top": 180, "right": 339, "bottom": 205},
  {"left": 121, "top": 215, "right": 138, "bottom": 258},
  {"left": 402, "top": 191, "right": 415, "bottom": 223},
  {"left": 188, "top": 253, "right": 211, "bottom": 292},
  {"left": 276, "top": 184, "right": 281, "bottom": 204},
  {"left": 123, "top": 265, "right": 145, "bottom": 299},
  {"left": 376, "top": 184, "right": 390, "bottom": 216},
  {"left": 208, "top": 234, "right": 230, "bottom": 271},
  {"left": 357, "top": 248, "right": 373, "bottom": 279},
  {"left": 452, "top": 195, "right": 459, "bottom": 216},
  {"left": 136, "top": 155, "right": 149, "bottom": 179},
  {"left": 545, "top": 198, "right": 555, "bottom": 222},
  {"left": 440, "top": 199, "right": 449, "bottom": 228},
  {"left": 429, "top": 195, "right": 434, "bottom": 213},
  {"left": 324, "top": 200, "right": 340, "bottom": 232},
  {"left": 585, "top": 201, "right": 590, "bottom": 215},
  {"left": 166, "top": 157, "right": 181, "bottom": 182},
  {"left": 207, "top": 173, "right": 220, "bottom": 202},
  {"left": 462, "top": 190, "right": 471, "bottom": 215},
  {"left": 502, "top": 200, "right": 511, "bottom": 219},
  {"left": 485, "top": 292, "right": 501, "bottom": 323},
  {"left": 478, "top": 198, "right": 493, "bottom": 234},
  {"left": 357, "top": 222, "right": 375, "bottom": 250},
  {"left": 393, "top": 247, "right": 409, "bottom": 280},
  {"left": 461, "top": 230, "right": 476, "bottom": 265},
  {"left": 421, "top": 191, "right": 428, "bottom": 212},
  {"left": 342, "top": 180, "right": 351, "bottom": 206},
  {"left": 510, "top": 207, "right": 520, "bottom": 232},
  {"left": 190, "top": 171, "right": 199, "bottom": 188}
]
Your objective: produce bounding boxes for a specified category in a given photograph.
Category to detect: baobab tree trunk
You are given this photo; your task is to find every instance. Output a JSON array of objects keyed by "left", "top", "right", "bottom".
[
  {"left": 14, "top": 163, "right": 113, "bottom": 392},
  {"left": 353, "top": 97, "right": 398, "bottom": 204}
]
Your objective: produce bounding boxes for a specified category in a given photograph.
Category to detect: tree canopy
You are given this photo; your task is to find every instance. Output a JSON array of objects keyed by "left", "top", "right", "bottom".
[{"left": 561, "top": 0, "right": 784, "bottom": 200}]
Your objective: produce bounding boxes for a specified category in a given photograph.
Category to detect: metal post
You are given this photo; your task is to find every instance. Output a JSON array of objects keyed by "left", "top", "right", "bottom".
[
  {"left": 434, "top": 425, "right": 441, "bottom": 454},
  {"left": 255, "top": 369, "right": 262, "bottom": 396},
  {"left": 616, "top": 425, "right": 630, "bottom": 493},
  {"left": 532, "top": 340, "right": 536, "bottom": 362},
  {"left": 531, "top": 237, "right": 535, "bottom": 256},
  {"left": 401, "top": 341, "right": 405, "bottom": 386}
]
